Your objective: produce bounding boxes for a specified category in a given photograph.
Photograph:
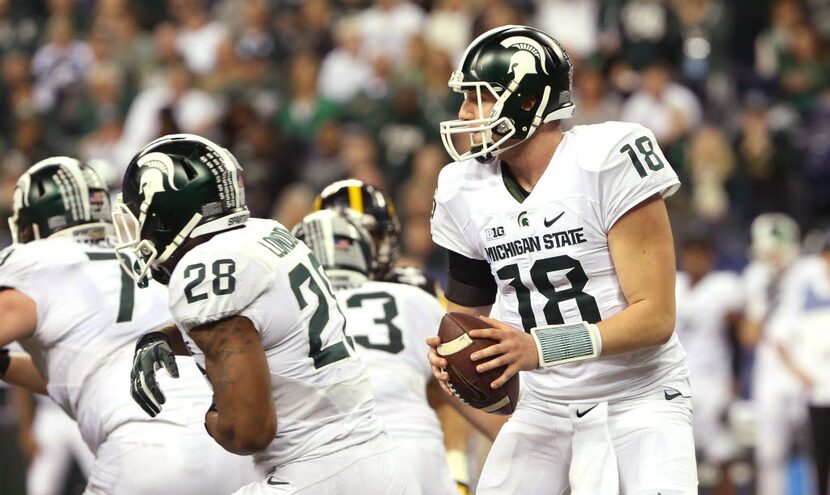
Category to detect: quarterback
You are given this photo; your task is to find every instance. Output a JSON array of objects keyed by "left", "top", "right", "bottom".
[
  {"left": 0, "top": 157, "right": 256, "bottom": 494},
  {"left": 427, "top": 25, "right": 697, "bottom": 494},
  {"left": 116, "top": 134, "right": 415, "bottom": 494}
]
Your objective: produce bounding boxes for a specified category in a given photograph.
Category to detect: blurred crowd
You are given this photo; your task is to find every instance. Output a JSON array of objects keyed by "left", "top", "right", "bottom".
[
  {"left": 0, "top": 1, "right": 829, "bottom": 494},
  {"left": 0, "top": 0, "right": 828, "bottom": 274}
]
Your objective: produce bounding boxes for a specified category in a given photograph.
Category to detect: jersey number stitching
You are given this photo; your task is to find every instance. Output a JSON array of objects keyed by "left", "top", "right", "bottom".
[
  {"left": 620, "top": 135, "right": 665, "bottom": 178},
  {"left": 289, "top": 253, "right": 354, "bottom": 369},
  {"left": 496, "top": 255, "right": 601, "bottom": 331},
  {"left": 87, "top": 252, "right": 134, "bottom": 323},
  {"left": 183, "top": 259, "right": 237, "bottom": 303},
  {"left": 346, "top": 292, "right": 404, "bottom": 354}
]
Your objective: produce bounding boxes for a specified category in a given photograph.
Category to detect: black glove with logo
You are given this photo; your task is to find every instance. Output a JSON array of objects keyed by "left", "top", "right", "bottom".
[{"left": 131, "top": 331, "right": 179, "bottom": 417}]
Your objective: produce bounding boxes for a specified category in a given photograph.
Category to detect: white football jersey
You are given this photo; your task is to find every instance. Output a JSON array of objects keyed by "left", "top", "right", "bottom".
[
  {"left": 431, "top": 121, "right": 689, "bottom": 402},
  {"left": 0, "top": 237, "right": 211, "bottom": 452},
  {"left": 675, "top": 271, "right": 743, "bottom": 382},
  {"left": 334, "top": 279, "right": 444, "bottom": 441},
  {"left": 168, "top": 218, "right": 382, "bottom": 469},
  {"left": 768, "top": 256, "right": 830, "bottom": 403}
]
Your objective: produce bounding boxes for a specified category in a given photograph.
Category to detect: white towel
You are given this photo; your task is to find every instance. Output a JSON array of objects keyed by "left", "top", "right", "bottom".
[{"left": 568, "top": 401, "right": 620, "bottom": 495}]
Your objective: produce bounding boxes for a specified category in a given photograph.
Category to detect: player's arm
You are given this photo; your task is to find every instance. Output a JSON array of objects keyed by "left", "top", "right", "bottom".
[
  {"left": 0, "top": 288, "right": 37, "bottom": 347},
  {"left": 191, "top": 315, "right": 275, "bottom": 455},
  {"left": 11, "top": 386, "right": 38, "bottom": 464},
  {"left": 2, "top": 351, "right": 48, "bottom": 395},
  {"left": 598, "top": 195, "right": 677, "bottom": 354}
]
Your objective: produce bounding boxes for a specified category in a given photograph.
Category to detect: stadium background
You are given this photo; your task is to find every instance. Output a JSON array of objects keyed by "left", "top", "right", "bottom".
[{"left": 0, "top": 0, "right": 828, "bottom": 493}]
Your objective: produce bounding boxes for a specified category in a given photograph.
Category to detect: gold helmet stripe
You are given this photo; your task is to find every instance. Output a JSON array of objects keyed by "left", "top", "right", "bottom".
[{"left": 348, "top": 185, "right": 364, "bottom": 213}]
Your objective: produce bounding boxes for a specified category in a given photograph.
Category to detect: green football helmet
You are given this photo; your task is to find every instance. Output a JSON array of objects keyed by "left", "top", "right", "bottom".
[
  {"left": 750, "top": 213, "right": 800, "bottom": 269},
  {"left": 9, "top": 156, "right": 113, "bottom": 244},
  {"left": 312, "top": 179, "right": 401, "bottom": 279},
  {"left": 292, "top": 209, "right": 375, "bottom": 288},
  {"left": 113, "top": 134, "right": 249, "bottom": 285},
  {"left": 440, "top": 25, "right": 574, "bottom": 162}
]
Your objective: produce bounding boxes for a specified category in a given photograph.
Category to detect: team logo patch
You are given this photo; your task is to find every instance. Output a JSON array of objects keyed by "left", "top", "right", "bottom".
[{"left": 517, "top": 211, "right": 529, "bottom": 228}]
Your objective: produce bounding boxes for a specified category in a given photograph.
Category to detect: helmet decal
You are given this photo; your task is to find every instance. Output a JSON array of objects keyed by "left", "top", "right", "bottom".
[{"left": 501, "top": 36, "right": 548, "bottom": 78}]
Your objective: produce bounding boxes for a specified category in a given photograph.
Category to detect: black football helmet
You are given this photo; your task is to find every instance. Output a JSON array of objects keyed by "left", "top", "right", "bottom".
[
  {"left": 113, "top": 134, "right": 249, "bottom": 285},
  {"left": 313, "top": 179, "right": 401, "bottom": 278},
  {"left": 440, "top": 25, "right": 574, "bottom": 162},
  {"left": 9, "top": 157, "right": 112, "bottom": 244}
]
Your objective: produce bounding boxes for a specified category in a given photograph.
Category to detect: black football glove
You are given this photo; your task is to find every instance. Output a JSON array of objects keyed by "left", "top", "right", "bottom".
[{"left": 131, "top": 331, "right": 179, "bottom": 417}]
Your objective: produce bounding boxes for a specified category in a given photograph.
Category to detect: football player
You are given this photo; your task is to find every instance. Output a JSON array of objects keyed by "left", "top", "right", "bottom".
[
  {"left": 675, "top": 235, "right": 743, "bottom": 492},
  {"left": 739, "top": 213, "right": 805, "bottom": 495},
  {"left": 426, "top": 25, "right": 697, "bottom": 494},
  {"left": 118, "top": 134, "right": 415, "bottom": 494},
  {"left": 313, "top": 179, "right": 473, "bottom": 490},
  {"left": 0, "top": 157, "right": 257, "bottom": 494},
  {"left": 292, "top": 208, "right": 459, "bottom": 494},
  {"left": 766, "top": 230, "right": 830, "bottom": 495}
]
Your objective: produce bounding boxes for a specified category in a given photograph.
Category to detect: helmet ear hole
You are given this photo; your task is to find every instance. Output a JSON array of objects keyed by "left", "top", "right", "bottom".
[{"left": 520, "top": 94, "right": 537, "bottom": 111}]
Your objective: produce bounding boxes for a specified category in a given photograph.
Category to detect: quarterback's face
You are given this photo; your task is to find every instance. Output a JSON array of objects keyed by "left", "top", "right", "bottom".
[{"left": 459, "top": 90, "right": 496, "bottom": 145}]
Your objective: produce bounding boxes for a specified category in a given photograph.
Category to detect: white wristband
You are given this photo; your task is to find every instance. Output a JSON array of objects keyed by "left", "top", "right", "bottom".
[{"left": 530, "top": 322, "right": 602, "bottom": 368}]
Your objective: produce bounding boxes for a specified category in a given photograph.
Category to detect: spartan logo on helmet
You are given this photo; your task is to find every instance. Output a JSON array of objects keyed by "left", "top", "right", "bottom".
[
  {"left": 440, "top": 25, "right": 574, "bottom": 163},
  {"left": 135, "top": 152, "right": 179, "bottom": 227},
  {"left": 501, "top": 36, "right": 549, "bottom": 82}
]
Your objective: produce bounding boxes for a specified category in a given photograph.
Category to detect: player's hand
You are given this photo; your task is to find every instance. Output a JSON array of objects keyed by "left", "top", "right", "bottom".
[
  {"left": 131, "top": 331, "right": 179, "bottom": 417},
  {"left": 468, "top": 316, "right": 538, "bottom": 389},
  {"left": 426, "top": 336, "right": 454, "bottom": 396}
]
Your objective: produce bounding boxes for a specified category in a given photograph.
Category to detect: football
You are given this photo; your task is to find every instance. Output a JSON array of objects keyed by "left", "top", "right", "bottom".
[{"left": 436, "top": 312, "right": 520, "bottom": 415}]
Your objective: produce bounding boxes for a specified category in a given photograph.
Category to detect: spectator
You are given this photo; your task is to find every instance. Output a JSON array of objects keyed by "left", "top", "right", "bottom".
[
  {"left": 278, "top": 52, "right": 340, "bottom": 143},
  {"left": 31, "top": 15, "right": 94, "bottom": 113},
  {"left": 170, "top": 0, "right": 229, "bottom": 75},
  {"left": 755, "top": 0, "right": 805, "bottom": 79},
  {"left": 535, "top": 0, "right": 601, "bottom": 60},
  {"left": 318, "top": 16, "right": 379, "bottom": 104},
  {"left": 117, "top": 61, "right": 220, "bottom": 166},
  {"left": 687, "top": 125, "right": 736, "bottom": 222},
  {"left": 778, "top": 22, "right": 828, "bottom": 117},
  {"left": 620, "top": 61, "right": 703, "bottom": 149},
  {"left": 564, "top": 61, "right": 622, "bottom": 129},
  {"left": 358, "top": 0, "right": 425, "bottom": 65},
  {"left": 732, "top": 92, "right": 799, "bottom": 221},
  {"left": 424, "top": 0, "right": 472, "bottom": 63}
]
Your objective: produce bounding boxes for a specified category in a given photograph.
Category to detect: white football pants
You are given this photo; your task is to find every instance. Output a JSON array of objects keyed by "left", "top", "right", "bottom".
[{"left": 477, "top": 381, "right": 698, "bottom": 495}]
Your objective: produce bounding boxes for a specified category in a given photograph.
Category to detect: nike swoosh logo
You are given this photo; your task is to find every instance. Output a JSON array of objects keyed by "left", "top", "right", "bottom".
[
  {"left": 664, "top": 390, "right": 682, "bottom": 401},
  {"left": 451, "top": 364, "right": 489, "bottom": 403},
  {"left": 267, "top": 478, "right": 289, "bottom": 486},
  {"left": 575, "top": 403, "right": 598, "bottom": 418},
  {"left": 543, "top": 212, "right": 565, "bottom": 228}
]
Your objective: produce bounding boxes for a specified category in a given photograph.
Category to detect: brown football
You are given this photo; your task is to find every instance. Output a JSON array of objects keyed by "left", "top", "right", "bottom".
[{"left": 436, "top": 312, "right": 520, "bottom": 415}]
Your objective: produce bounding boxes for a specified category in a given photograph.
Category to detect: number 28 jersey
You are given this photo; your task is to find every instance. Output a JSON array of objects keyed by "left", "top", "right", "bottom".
[
  {"left": 168, "top": 218, "right": 382, "bottom": 469},
  {"left": 431, "top": 122, "right": 690, "bottom": 403}
]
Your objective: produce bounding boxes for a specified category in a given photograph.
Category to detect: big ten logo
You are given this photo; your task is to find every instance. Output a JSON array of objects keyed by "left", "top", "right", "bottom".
[{"left": 485, "top": 226, "right": 505, "bottom": 240}]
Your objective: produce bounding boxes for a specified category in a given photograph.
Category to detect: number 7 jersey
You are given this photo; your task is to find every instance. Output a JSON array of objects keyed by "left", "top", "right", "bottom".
[
  {"left": 431, "top": 121, "right": 689, "bottom": 403},
  {"left": 167, "top": 218, "right": 382, "bottom": 469}
]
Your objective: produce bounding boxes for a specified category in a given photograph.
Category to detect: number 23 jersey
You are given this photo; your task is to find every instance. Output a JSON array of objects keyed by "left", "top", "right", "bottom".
[
  {"left": 168, "top": 218, "right": 381, "bottom": 469},
  {"left": 431, "top": 121, "right": 690, "bottom": 403}
]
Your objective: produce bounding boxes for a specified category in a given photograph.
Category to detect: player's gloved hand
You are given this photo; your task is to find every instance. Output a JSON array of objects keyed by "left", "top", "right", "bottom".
[
  {"left": 131, "top": 331, "right": 179, "bottom": 417},
  {"left": 455, "top": 482, "right": 471, "bottom": 495}
]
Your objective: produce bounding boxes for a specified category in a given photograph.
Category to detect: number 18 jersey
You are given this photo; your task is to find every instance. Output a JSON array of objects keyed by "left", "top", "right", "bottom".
[
  {"left": 167, "top": 218, "right": 382, "bottom": 470},
  {"left": 431, "top": 121, "right": 689, "bottom": 403}
]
